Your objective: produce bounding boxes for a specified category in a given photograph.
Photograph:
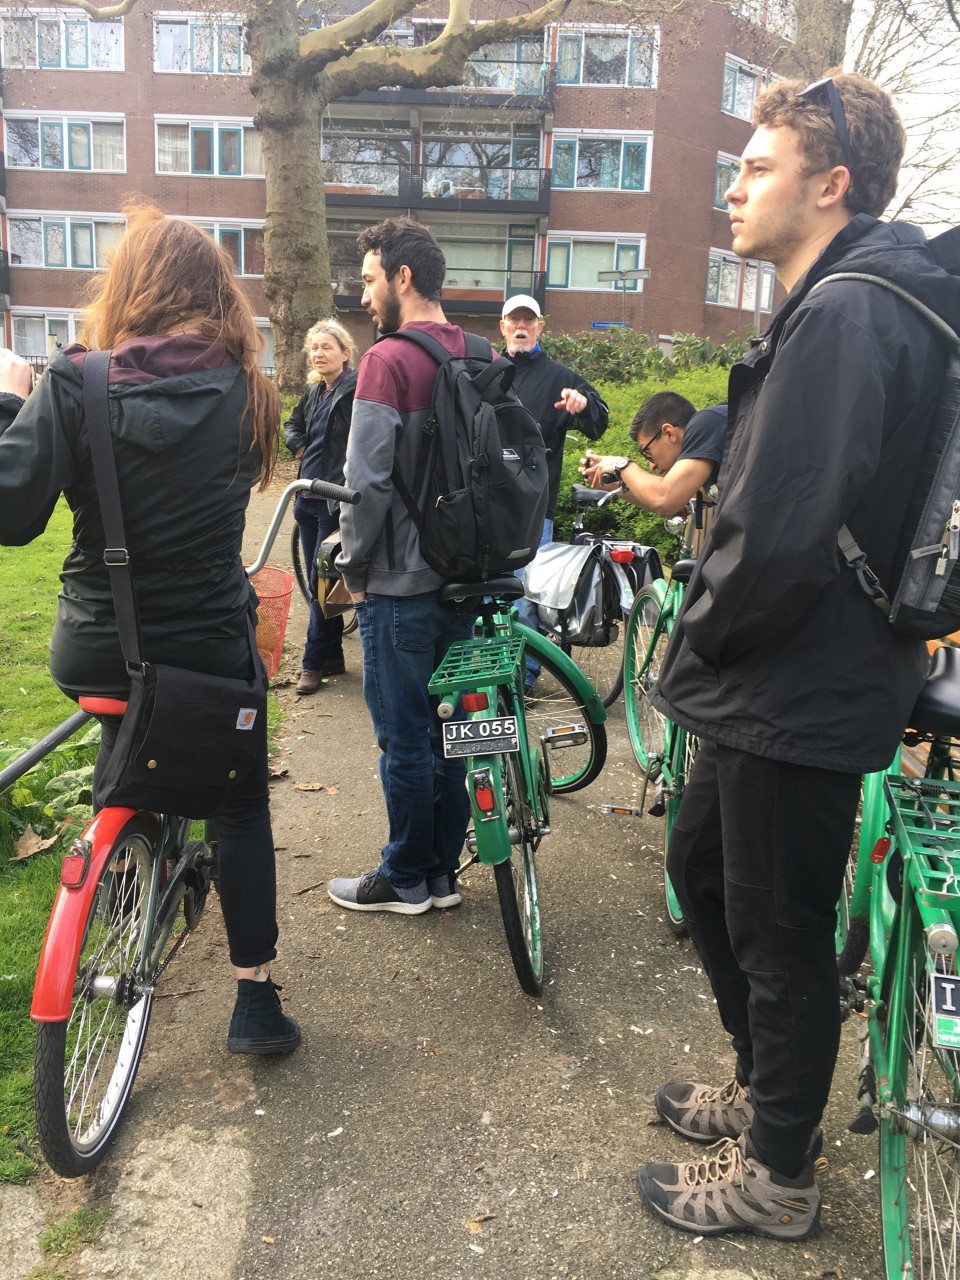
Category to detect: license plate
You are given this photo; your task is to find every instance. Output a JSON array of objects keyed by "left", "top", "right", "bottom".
[
  {"left": 932, "top": 974, "right": 960, "bottom": 1048},
  {"left": 442, "top": 716, "right": 519, "bottom": 758}
]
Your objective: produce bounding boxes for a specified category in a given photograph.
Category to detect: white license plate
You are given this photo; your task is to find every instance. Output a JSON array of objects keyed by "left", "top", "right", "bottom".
[{"left": 443, "top": 716, "right": 519, "bottom": 758}]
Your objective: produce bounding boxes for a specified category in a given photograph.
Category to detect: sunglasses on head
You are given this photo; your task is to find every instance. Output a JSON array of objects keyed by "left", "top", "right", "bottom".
[{"left": 797, "top": 76, "right": 853, "bottom": 173}]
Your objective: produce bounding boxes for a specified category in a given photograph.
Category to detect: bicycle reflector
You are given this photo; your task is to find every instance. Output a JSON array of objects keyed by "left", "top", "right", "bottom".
[
  {"left": 871, "top": 836, "right": 892, "bottom": 865},
  {"left": 545, "top": 724, "right": 589, "bottom": 749},
  {"left": 609, "top": 546, "right": 635, "bottom": 564},
  {"left": 60, "top": 839, "right": 92, "bottom": 888},
  {"left": 471, "top": 769, "right": 497, "bottom": 814},
  {"left": 461, "top": 692, "right": 489, "bottom": 712}
]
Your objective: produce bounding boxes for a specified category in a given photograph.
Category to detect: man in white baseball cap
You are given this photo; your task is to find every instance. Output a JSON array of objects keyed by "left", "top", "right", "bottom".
[{"left": 499, "top": 294, "right": 608, "bottom": 689}]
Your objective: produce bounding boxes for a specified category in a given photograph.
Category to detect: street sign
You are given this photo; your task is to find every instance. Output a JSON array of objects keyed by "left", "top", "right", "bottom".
[{"left": 591, "top": 321, "right": 630, "bottom": 329}]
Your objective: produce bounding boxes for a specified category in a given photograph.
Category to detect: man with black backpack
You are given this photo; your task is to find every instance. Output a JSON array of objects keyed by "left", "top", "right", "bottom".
[
  {"left": 634, "top": 75, "right": 960, "bottom": 1240},
  {"left": 331, "top": 217, "right": 548, "bottom": 915}
]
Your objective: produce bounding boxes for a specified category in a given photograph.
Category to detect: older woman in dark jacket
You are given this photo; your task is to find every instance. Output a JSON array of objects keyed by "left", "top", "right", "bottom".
[
  {"left": 284, "top": 319, "right": 357, "bottom": 694},
  {"left": 0, "top": 205, "right": 299, "bottom": 1056}
]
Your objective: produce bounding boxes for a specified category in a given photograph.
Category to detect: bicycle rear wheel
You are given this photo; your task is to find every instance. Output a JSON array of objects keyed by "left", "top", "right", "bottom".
[
  {"left": 662, "top": 730, "right": 698, "bottom": 937},
  {"left": 879, "top": 913, "right": 960, "bottom": 1279},
  {"left": 493, "top": 750, "right": 544, "bottom": 996},
  {"left": 524, "top": 644, "right": 607, "bottom": 794},
  {"left": 290, "top": 524, "right": 358, "bottom": 637},
  {"left": 34, "top": 815, "right": 158, "bottom": 1176},
  {"left": 559, "top": 560, "right": 626, "bottom": 709},
  {"left": 623, "top": 583, "right": 669, "bottom": 773}
]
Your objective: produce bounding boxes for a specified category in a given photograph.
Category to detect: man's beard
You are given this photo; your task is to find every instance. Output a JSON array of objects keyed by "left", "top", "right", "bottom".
[{"left": 377, "top": 287, "right": 403, "bottom": 336}]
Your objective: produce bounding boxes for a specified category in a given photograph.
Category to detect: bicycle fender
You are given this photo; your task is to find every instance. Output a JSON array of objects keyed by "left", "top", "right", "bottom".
[
  {"left": 466, "top": 762, "right": 513, "bottom": 866},
  {"left": 512, "top": 620, "right": 607, "bottom": 723},
  {"left": 31, "top": 807, "right": 154, "bottom": 1023}
]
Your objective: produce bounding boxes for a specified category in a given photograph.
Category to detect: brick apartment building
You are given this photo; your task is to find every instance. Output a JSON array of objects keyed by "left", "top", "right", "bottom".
[{"left": 0, "top": 1, "right": 804, "bottom": 364}]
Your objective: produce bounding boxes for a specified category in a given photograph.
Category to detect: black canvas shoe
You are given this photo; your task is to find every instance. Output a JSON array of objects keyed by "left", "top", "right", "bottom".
[{"left": 227, "top": 978, "right": 301, "bottom": 1054}]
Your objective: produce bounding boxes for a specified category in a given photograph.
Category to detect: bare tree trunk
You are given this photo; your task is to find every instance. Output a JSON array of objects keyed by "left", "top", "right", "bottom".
[{"left": 248, "top": 2, "right": 333, "bottom": 392}]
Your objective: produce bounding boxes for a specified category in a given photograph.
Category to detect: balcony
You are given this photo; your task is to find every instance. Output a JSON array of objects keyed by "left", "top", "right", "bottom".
[
  {"left": 343, "top": 60, "right": 554, "bottom": 112},
  {"left": 324, "top": 162, "right": 551, "bottom": 214},
  {"left": 332, "top": 270, "right": 546, "bottom": 318}
]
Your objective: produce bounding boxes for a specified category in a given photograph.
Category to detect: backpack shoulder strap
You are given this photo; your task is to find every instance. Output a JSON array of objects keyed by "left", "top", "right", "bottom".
[
  {"left": 463, "top": 332, "right": 494, "bottom": 360},
  {"left": 379, "top": 327, "right": 452, "bottom": 365},
  {"left": 812, "top": 272, "right": 960, "bottom": 350}
]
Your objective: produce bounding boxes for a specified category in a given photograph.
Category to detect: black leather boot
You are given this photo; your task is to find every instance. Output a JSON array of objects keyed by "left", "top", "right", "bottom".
[{"left": 227, "top": 978, "right": 301, "bottom": 1054}]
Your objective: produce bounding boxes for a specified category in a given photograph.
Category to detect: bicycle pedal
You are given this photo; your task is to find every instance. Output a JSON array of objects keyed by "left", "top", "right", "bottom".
[
  {"left": 601, "top": 803, "right": 643, "bottom": 817},
  {"left": 647, "top": 798, "right": 666, "bottom": 818},
  {"left": 848, "top": 1105, "right": 879, "bottom": 1135}
]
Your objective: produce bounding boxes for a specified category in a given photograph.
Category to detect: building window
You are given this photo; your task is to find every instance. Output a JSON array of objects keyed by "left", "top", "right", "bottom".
[
  {"left": 546, "top": 237, "right": 646, "bottom": 290},
  {"left": 156, "top": 120, "right": 262, "bottom": 176},
  {"left": 9, "top": 215, "right": 124, "bottom": 270},
  {"left": 722, "top": 57, "right": 764, "bottom": 121},
  {"left": 734, "top": 0, "right": 798, "bottom": 40},
  {"left": 461, "top": 35, "right": 545, "bottom": 95},
  {"left": 706, "top": 249, "right": 775, "bottom": 312},
  {"left": 552, "top": 134, "right": 650, "bottom": 192},
  {"left": 321, "top": 118, "right": 412, "bottom": 196},
  {"left": 714, "top": 153, "right": 740, "bottom": 209},
  {"left": 194, "top": 223, "right": 265, "bottom": 276},
  {"left": 5, "top": 116, "right": 125, "bottom": 172},
  {"left": 0, "top": 13, "right": 122, "bottom": 69},
  {"left": 12, "top": 311, "right": 81, "bottom": 358},
  {"left": 154, "top": 14, "right": 249, "bottom": 75},
  {"left": 556, "top": 27, "right": 657, "bottom": 87},
  {"left": 422, "top": 122, "right": 540, "bottom": 200}
]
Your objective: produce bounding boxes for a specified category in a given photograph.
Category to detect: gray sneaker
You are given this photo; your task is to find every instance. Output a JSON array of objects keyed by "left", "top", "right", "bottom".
[
  {"left": 427, "top": 871, "right": 461, "bottom": 909},
  {"left": 636, "top": 1129, "right": 820, "bottom": 1240},
  {"left": 656, "top": 1076, "right": 754, "bottom": 1143},
  {"left": 327, "top": 868, "right": 431, "bottom": 914}
]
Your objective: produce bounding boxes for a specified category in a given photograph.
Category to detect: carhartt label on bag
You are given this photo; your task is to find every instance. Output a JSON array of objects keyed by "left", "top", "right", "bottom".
[{"left": 236, "top": 708, "right": 258, "bottom": 730}]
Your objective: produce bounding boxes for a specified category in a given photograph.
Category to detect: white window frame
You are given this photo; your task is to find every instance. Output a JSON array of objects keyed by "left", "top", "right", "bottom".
[
  {"left": 551, "top": 130, "right": 652, "bottom": 193},
  {"left": 155, "top": 116, "right": 262, "bottom": 178},
  {"left": 722, "top": 55, "right": 769, "bottom": 121},
  {"left": 714, "top": 151, "right": 740, "bottom": 210},
  {"left": 546, "top": 233, "right": 647, "bottom": 292},
  {"left": 0, "top": 10, "right": 123, "bottom": 70},
  {"left": 732, "top": 0, "right": 798, "bottom": 41},
  {"left": 191, "top": 220, "right": 266, "bottom": 276},
  {"left": 706, "top": 248, "right": 775, "bottom": 313},
  {"left": 153, "top": 12, "right": 250, "bottom": 76},
  {"left": 9, "top": 211, "right": 125, "bottom": 270},
  {"left": 11, "top": 309, "right": 83, "bottom": 358},
  {"left": 554, "top": 24, "right": 659, "bottom": 89},
  {"left": 5, "top": 113, "right": 126, "bottom": 173}
]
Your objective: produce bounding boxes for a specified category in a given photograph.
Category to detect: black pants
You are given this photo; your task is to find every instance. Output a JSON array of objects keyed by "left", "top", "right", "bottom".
[
  {"left": 666, "top": 739, "right": 860, "bottom": 1176},
  {"left": 95, "top": 716, "right": 279, "bottom": 969}
]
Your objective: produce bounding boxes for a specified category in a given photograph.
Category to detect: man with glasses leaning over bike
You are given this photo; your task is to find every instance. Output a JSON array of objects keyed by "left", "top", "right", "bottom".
[
  {"left": 633, "top": 74, "right": 960, "bottom": 1241},
  {"left": 579, "top": 392, "right": 726, "bottom": 551}
]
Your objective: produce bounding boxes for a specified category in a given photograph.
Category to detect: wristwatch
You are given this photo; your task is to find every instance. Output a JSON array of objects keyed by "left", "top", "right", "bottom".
[{"left": 611, "top": 457, "right": 631, "bottom": 481}]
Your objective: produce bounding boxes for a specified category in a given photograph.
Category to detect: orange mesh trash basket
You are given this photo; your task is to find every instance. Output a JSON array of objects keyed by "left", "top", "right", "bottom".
[{"left": 250, "top": 566, "right": 294, "bottom": 679}]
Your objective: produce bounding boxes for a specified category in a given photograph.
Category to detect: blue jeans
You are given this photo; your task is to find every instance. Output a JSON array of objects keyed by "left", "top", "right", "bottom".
[
  {"left": 295, "top": 499, "right": 344, "bottom": 670},
  {"left": 356, "top": 591, "right": 475, "bottom": 887},
  {"left": 515, "top": 516, "right": 553, "bottom": 685}
]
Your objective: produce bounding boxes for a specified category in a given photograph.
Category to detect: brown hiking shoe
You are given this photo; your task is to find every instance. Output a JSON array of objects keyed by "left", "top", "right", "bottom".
[
  {"left": 296, "top": 669, "right": 324, "bottom": 695},
  {"left": 636, "top": 1129, "right": 820, "bottom": 1240},
  {"left": 656, "top": 1076, "right": 754, "bottom": 1143}
]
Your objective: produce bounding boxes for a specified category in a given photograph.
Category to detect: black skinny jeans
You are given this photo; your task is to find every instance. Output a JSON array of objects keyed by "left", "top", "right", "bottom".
[
  {"left": 666, "top": 739, "right": 860, "bottom": 1177},
  {"left": 95, "top": 715, "right": 279, "bottom": 969}
]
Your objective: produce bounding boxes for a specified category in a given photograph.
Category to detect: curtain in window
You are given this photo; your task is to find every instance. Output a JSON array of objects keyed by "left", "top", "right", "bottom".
[
  {"left": 243, "top": 128, "right": 264, "bottom": 175},
  {"left": 156, "top": 22, "right": 189, "bottom": 71},
  {"left": 92, "top": 123, "right": 124, "bottom": 170},
  {"left": 69, "top": 124, "right": 90, "bottom": 169},
  {"left": 157, "top": 125, "right": 189, "bottom": 172},
  {"left": 570, "top": 242, "right": 614, "bottom": 289},
  {"left": 94, "top": 222, "right": 124, "bottom": 268},
  {"left": 582, "top": 34, "right": 627, "bottom": 85}
]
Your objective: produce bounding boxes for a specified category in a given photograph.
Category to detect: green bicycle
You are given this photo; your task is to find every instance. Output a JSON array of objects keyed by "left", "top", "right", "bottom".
[
  {"left": 622, "top": 516, "right": 698, "bottom": 934},
  {"left": 838, "top": 643, "right": 960, "bottom": 1278},
  {"left": 429, "top": 576, "right": 607, "bottom": 995}
]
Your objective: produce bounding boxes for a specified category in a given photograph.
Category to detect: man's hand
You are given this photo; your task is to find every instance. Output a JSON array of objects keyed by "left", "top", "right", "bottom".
[
  {"left": 555, "top": 386, "right": 588, "bottom": 415},
  {"left": 579, "top": 450, "right": 623, "bottom": 492},
  {"left": 0, "top": 349, "right": 35, "bottom": 399}
]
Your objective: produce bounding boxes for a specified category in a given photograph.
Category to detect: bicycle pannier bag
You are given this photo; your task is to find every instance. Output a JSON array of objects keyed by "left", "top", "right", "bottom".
[
  {"left": 82, "top": 350, "right": 267, "bottom": 818},
  {"left": 816, "top": 238, "right": 960, "bottom": 639},
  {"left": 386, "top": 329, "right": 549, "bottom": 581}
]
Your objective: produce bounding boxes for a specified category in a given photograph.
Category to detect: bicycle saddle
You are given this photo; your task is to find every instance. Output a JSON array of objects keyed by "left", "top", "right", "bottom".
[
  {"left": 908, "top": 644, "right": 960, "bottom": 738},
  {"left": 439, "top": 576, "right": 525, "bottom": 604},
  {"left": 570, "top": 484, "right": 609, "bottom": 505},
  {"left": 670, "top": 559, "right": 697, "bottom": 585}
]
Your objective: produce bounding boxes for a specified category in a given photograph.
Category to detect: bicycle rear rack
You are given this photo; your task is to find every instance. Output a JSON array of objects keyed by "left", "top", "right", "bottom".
[
  {"left": 428, "top": 636, "right": 524, "bottom": 694},
  {"left": 885, "top": 774, "right": 960, "bottom": 900}
]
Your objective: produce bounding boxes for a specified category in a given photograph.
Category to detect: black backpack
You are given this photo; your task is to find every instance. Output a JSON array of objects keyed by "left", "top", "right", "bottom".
[
  {"left": 817, "top": 239, "right": 960, "bottom": 639},
  {"left": 386, "top": 328, "right": 549, "bottom": 582}
]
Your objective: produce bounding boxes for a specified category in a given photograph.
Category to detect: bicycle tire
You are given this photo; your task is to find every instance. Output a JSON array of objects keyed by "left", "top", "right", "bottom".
[
  {"left": 34, "top": 815, "right": 158, "bottom": 1177},
  {"left": 878, "top": 914, "right": 960, "bottom": 1279},
  {"left": 559, "top": 559, "right": 626, "bottom": 709},
  {"left": 290, "top": 524, "right": 358, "bottom": 637},
  {"left": 493, "top": 750, "right": 544, "bottom": 996},
  {"left": 524, "top": 644, "right": 607, "bottom": 794},
  {"left": 623, "top": 583, "right": 670, "bottom": 773},
  {"left": 662, "top": 730, "right": 698, "bottom": 937}
]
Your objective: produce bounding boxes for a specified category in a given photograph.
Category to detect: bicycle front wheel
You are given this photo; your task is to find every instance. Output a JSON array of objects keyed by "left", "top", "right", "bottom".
[
  {"left": 493, "top": 750, "right": 544, "bottom": 996},
  {"left": 524, "top": 644, "right": 607, "bottom": 794},
  {"left": 623, "top": 583, "right": 670, "bottom": 773},
  {"left": 559, "top": 560, "right": 626, "bottom": 709},
  {"left": 879, "top": 917, "right": 960, "bottom": 1279},
  {"left": 34, "top": 815, "right": 158, "bottom": 1177}
]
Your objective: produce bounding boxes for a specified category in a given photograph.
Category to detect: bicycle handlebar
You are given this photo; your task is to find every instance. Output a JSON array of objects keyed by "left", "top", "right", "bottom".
[
  {"left": 245, "top": 478, "right": 360, "bottom": 575},
  {"left": 308, "top": 477, "right": 360, "bottom": 506}
]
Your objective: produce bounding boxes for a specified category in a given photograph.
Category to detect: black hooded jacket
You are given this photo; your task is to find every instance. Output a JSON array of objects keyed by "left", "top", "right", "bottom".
[{"left": 653, "top": 216, "right": 960, "bottom": 772}]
